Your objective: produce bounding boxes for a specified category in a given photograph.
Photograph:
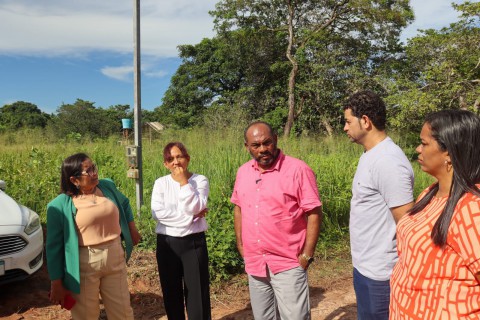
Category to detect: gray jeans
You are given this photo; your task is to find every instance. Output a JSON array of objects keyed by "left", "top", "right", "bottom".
[{"left": 248, "top": 266, "right": 310, "bottom": 320}]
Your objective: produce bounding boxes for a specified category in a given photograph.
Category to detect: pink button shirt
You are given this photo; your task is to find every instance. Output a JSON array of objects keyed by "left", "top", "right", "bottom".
[{"left": 231, "top": 151, "right": 322, "bottom": 277}]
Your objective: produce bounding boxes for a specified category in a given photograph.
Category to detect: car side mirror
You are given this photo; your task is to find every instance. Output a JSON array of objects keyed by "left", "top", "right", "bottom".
[{"left": 0, "top": 180, "right": 6, "bottom": 191}]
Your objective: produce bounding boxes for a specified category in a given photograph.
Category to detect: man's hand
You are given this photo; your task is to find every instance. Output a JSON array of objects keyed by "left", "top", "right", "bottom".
[
  {"left": 298, "top": 254, "right": 312, "bottom": 270},
  {"left": 234, "top": 205, "right": 244, "bottom": 258},
  {"left": 299, "top": 206, "right": 322, "bottom": 270}
]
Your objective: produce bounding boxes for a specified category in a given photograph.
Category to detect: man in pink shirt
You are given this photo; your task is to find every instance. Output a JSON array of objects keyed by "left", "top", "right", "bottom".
[{"left": 231, "top": 121, "right": 322, "bottom": 319}]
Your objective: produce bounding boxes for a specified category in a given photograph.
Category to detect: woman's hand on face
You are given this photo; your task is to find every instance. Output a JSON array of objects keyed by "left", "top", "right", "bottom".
[
  {"left": 170, "top": 166, "right": 189, "bottom": 186},
  {"left": 49, "top": 279, "right": 67, "bottom": 306}
]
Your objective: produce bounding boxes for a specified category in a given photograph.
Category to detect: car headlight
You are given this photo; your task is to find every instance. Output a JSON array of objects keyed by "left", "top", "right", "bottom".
[{"left": 24, "top": 207, "right": 41, "bottom": 235}]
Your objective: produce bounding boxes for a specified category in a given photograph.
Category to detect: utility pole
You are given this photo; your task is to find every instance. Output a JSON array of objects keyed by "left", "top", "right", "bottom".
[{"left": 133, "top": 0, "right": 143, "bottom": 214}]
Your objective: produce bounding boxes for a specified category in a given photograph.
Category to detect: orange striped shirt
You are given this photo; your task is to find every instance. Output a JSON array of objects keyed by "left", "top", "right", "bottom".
[{"left": 390, "top": 187, "right": 480, "bottom": 319}]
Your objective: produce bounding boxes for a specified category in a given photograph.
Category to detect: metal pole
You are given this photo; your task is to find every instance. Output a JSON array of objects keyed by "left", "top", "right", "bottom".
[{"left": 133, "top": 0, "right": 143, "bottom": 214}]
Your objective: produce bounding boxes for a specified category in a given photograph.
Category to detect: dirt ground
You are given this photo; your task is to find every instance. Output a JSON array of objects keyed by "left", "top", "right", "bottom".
[{"left": 0, "top": 250, "right": 356, "bottom": 320}]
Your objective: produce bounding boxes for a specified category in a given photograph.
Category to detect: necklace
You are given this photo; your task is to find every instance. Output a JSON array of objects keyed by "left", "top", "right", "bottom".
[{"left": 79, "top": 187, "right": 97, "bottom": 204}]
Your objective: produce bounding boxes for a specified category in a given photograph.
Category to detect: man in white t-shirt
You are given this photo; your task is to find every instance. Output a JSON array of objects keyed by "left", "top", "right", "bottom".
[{"left": 343, "top": 90, "right": 414, "bottom": 320}]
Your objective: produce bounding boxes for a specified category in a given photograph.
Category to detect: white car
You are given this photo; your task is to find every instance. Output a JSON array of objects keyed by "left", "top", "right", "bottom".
[{"left": 0, "top": 180, "right": 43, "bottom": 285}]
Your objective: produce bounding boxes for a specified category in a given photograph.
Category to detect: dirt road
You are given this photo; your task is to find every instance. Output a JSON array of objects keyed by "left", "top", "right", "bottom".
[{"left": 0, "top": 251, "right": 356, "bottom": 320}]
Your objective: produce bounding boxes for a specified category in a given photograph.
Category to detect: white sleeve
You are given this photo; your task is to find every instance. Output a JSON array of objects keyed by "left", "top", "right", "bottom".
[
  {"left": 151, "top": 175, "right": 209, "bottom": 227},
  {"left": 374, "top": 155, "right": 414, "bottom": 208},
  {"left": 151, "top": 178, "right": 169, "bottom": 220},
  {"left": 178, "top": 175, "right": 209, "bottom": 216}
]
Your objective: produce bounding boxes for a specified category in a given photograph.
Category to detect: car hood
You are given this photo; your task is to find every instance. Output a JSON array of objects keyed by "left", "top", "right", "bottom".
[{"left": 0, "top": 190, "right": 24, "bottom": 226}]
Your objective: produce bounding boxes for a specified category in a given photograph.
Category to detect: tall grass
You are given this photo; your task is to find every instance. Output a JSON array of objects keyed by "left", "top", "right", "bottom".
[{"left": 0, "top": 127, "right": 433, "bottom": 280}]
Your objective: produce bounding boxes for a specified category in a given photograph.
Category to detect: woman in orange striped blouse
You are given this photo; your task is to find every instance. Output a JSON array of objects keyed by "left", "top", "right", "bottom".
[{"left": 390, "top": 110, "right": 480, "bottom": 319}]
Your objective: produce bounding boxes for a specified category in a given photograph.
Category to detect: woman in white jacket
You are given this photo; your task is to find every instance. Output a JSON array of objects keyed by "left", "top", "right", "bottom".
[{"left": 151, "top": 142, "right": 211, "bottom": 320}]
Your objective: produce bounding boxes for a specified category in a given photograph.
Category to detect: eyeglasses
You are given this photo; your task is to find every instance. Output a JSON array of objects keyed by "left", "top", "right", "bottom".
[{"left": 78, "top": 164, "right": 98, "bottom": 177}]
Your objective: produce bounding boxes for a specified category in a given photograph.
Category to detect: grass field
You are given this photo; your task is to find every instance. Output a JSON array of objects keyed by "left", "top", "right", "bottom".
[{"left": 0, "top": 127, "right": 434, "bottom": 280}]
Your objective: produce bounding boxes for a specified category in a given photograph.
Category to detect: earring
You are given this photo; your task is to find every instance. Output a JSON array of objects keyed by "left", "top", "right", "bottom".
[
  {"left": 445, "top": 160, "right": 453, "bottom": 172},
  {"left": 75, "top": 184, "right": 80, "bottom": 189}
]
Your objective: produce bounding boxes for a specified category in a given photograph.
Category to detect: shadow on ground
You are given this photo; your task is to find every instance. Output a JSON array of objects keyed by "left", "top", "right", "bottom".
[{"left": 0, "top": 262, "right": 51, "bottom": 317}]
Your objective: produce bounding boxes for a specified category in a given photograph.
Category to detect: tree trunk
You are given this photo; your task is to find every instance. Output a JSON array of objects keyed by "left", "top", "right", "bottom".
[
  {"left": 322, "top": 118, "right": 334, "bottom": 136},
  {"left": 284, "top": 64, "right": 299, "bottom": 137},
  {"left": 474, "top": 98, "right": 479, "bottom": 113},
  {"left": 284, "top": 0, "right": 297, "bottom": 137}
]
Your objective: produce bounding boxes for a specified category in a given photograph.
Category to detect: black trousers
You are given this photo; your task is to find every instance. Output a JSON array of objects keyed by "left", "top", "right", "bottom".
[{"left": 156, "top": 232, "right": 211, "bottom": 320}]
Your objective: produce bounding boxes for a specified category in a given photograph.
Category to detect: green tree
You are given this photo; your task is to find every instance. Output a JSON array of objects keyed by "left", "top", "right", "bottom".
[
  {"left": 386, "top": 1, "right": 480, "bottom": 131},
  {"left": 141, "top": 109, "right": 158, "bottom": 123},
  {"left": 47, "top": 99, "right": 127, "bottom": 139},
  {"left": 0, "top": 101, "right": 50, "bottom": 130},
  {"left": 155, "top": 31, "right": 287, "bottom": 129},
  {"left": 101, "top": 104, "right": 133, "bottom": 137},
  {"left": 155, "top": 38, "right": 233, "bottom": 128},
  {"left": 48, "top": 99, "right": 97, "bottom": 139},
  {"left": 212, "top": 0, "right": 414, "bottom": 136}
]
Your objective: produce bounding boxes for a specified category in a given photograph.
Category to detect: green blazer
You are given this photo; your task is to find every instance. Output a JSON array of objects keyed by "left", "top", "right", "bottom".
[{"left": 46, "top": 179, "right": 135, "bottom": 294}]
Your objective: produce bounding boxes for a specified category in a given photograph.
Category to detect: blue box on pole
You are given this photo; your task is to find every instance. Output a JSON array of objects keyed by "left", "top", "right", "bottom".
[{"left": 121, "top": 118, "right": 132, "bottom": 129}]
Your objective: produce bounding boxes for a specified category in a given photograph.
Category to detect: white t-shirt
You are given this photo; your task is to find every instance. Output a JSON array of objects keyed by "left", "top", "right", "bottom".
[
  {"left": 151, "top": 173, "right": 209, "bottom": 237},
  {"left": 350, "top": 137, "right": 414, "bottom": 281}
]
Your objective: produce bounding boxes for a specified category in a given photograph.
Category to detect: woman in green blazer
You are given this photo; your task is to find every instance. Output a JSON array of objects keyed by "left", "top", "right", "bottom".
[{"left": 46, "top": 153, "right": 141, "bottom": 320}]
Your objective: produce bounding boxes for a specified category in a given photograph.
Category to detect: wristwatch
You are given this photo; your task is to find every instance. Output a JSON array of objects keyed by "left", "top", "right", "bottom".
[{"left": 300, "top": 253, "right": 314, "bottom": 265}]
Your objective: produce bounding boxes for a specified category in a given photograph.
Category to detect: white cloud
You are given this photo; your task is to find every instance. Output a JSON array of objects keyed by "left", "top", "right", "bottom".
[
  {"left": 101, "top": 65, "right": 133, "bottom": 81},
  {"left": 0, "top": 0, "right": 466, "bottom": 86},
  {"left": 0, "top": 0, "right": 217, "bottom": 57},
  {"left": 101, "top": 61, "right": 170, "bottom": 81},
  {"left": 1, "top": 0, "right": 465, "bottom": 56}
]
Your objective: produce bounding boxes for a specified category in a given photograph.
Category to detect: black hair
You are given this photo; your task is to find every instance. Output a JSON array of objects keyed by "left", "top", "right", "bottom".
[
  {"left": 343, "top": 90, "right": 386, "bottom": 131},
  {"left": 60, "top": 153, "right": 89, "bottom": 196},
  {"left": 243, "top": 121, "right": 276, "bottom": 143},
  {"left": 409, "top": 109, "right": 480, "bottom": 247}
]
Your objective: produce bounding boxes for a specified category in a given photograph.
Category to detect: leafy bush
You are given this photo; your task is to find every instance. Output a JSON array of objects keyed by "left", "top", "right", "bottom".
[{"left": 0, "top": 128, "right": 432, "bottom": 281}]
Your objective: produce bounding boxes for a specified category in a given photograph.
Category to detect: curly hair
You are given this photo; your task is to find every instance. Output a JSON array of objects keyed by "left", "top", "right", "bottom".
[{"left": 343, "top": 90, "right": 386, "bottom": 131}]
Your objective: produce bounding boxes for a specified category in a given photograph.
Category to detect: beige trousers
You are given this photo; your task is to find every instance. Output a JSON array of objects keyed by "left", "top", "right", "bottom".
[{"left": 71, "top": 237, "right": 134, "bottom": 320}]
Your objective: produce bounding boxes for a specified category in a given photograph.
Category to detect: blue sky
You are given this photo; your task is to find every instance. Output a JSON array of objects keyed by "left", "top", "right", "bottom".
[{"left": 0, "top": 0, "right": 465, "bottom": 114}]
